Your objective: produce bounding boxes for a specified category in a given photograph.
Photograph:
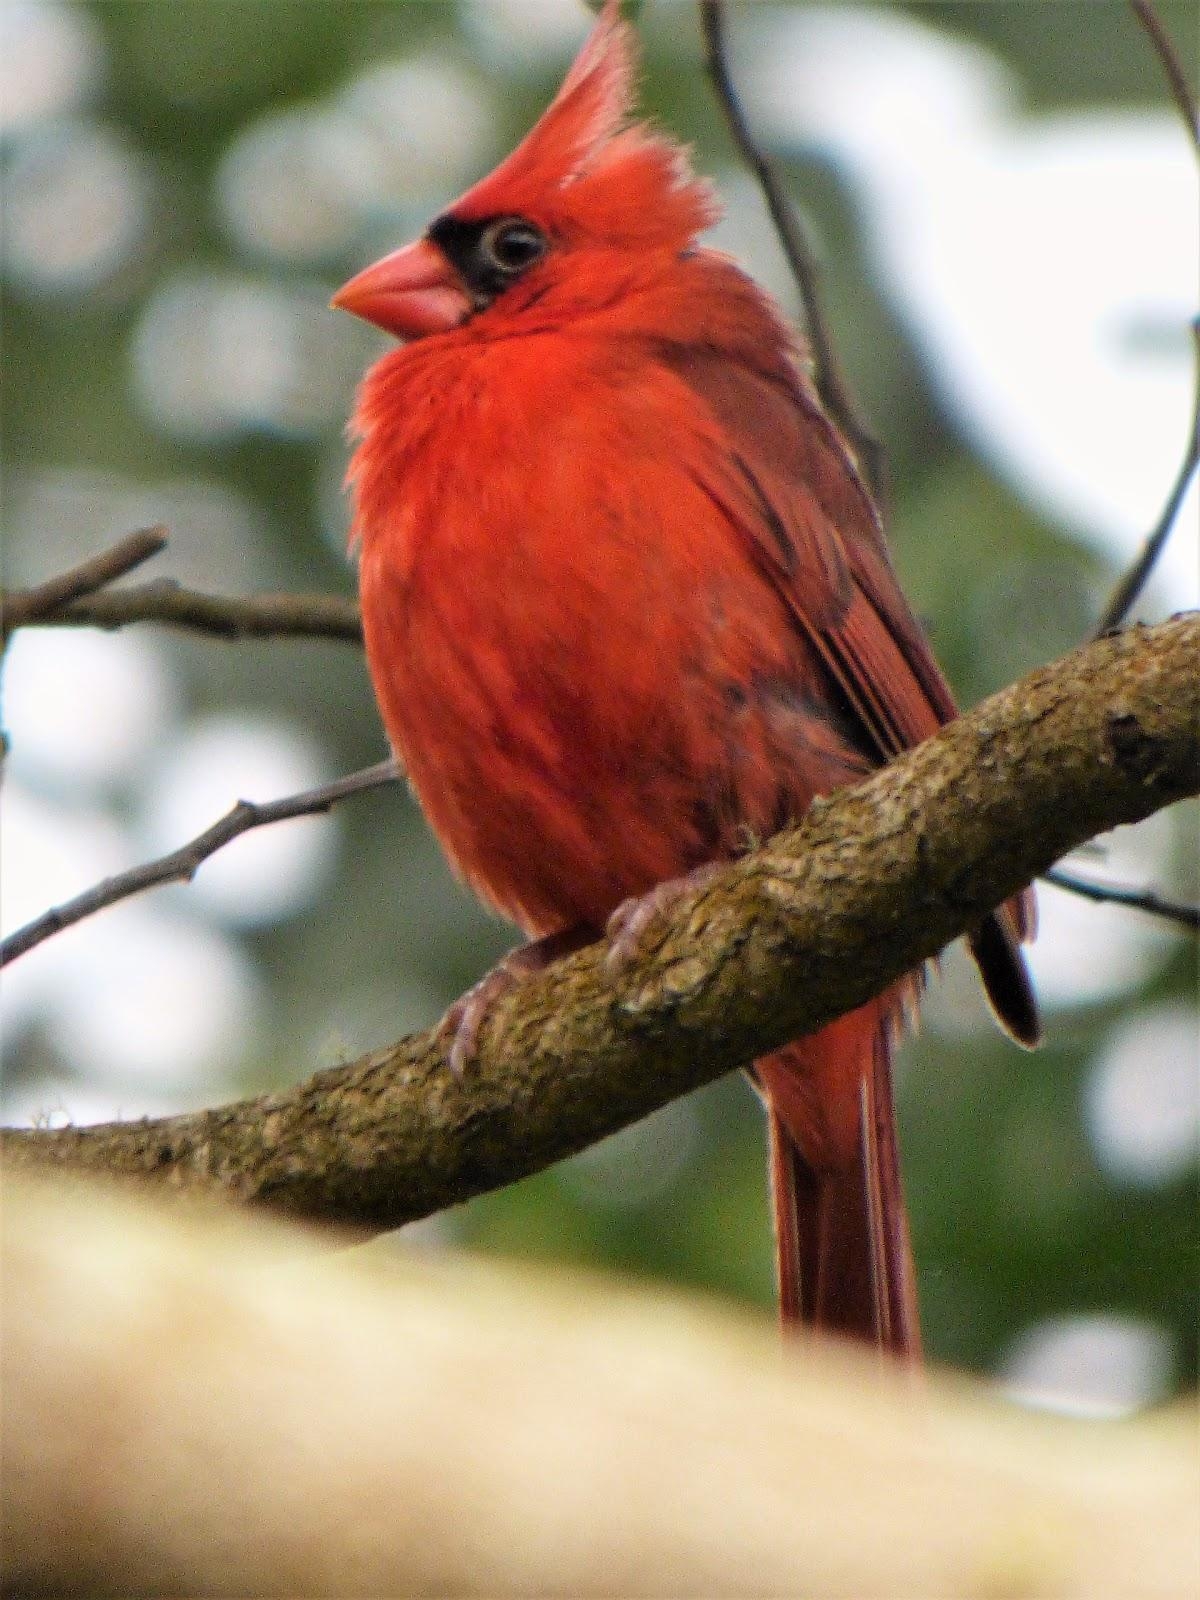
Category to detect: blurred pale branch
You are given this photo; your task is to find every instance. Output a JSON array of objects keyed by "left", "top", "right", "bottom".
[
  {"left": 699, "top": 0, "right": 886, "bottom": 504},
  {"left": 0, "top": 760, "right": 401, "bottom": 967},
  {"left": 5, "top": 617, "right": 1196, "bottom": 1230},
  {"left": 6, "top": 1175, "right": 1196, "bottom": 1599},
  {"left": 1045, "top": 869, "right": 1200, "bottom": 932}
]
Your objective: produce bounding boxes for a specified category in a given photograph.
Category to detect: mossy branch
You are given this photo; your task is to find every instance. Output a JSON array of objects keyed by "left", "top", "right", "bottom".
[{"left": 4, "top": 617, "right": 1197, "bottom": 1231}]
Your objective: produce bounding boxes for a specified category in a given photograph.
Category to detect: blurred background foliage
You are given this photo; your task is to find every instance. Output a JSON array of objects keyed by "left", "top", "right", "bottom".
[{"left": 2, "top": 0, "right": 1196, "bottom": 1413}]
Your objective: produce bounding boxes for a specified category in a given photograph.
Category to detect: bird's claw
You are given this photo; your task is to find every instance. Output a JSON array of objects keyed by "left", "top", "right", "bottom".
[
  {"left": 604, "top": 863, "right": 723, "bottom": 976},
  {"left": 438, "top": 925, "right": 593, "bottom": 1078},
  {"left": 439, "top": 964, "right": 521, "bottom": 1080}
]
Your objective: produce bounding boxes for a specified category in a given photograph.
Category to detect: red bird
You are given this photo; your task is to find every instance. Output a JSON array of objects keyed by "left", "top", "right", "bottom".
[{"left": 334, "top": 4, "right": 1038, "bottom": 1360}]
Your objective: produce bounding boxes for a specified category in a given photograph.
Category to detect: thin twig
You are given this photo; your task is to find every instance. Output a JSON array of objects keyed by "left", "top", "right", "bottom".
[
  {"left": 0, "top": 577, "right": 363, "bottom": 645},
  {"left": 698, "top": 0, "right": 887, "bottom": 505},
  {"left": 1045, "top": 868, "right": 1199, "bottom": 931},
  {"left": 1129, "top": 0, "right": 1200, "bottom": 160},
  {"left": 1095, "top": 322, "right": 1200, "bottom": 636},
  {"left": 0, "top": 759, "right": 401, "bottom": 966},
  {"left": 1094, "top": 4, "right": 1200, "bottom": 633},
  {"left": 1, "top": 527, "right": 168, "bottom": 640}
]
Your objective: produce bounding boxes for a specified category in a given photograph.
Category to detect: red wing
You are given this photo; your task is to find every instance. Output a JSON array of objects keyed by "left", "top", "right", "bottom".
[
  {"left": 668, "top": 344, "right": 1038, "bottom": 1026},
  {"left": 669, "top": 345, "right": 956, "bottom": 766}
]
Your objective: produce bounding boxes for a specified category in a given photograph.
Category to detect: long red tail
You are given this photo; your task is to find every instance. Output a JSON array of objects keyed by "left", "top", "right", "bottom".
[{"left": 755, "top": 1004, "right": 921, "bottom": 1361}]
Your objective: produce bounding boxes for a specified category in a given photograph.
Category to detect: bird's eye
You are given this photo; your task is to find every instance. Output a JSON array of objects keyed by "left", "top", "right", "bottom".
[{"left": 481, "top": 219, "right": 548, "bottom": 277}]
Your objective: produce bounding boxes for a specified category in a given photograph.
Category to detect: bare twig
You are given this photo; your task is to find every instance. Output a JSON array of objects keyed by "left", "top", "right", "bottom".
[
  {"left": 698, "top": 0, "right": 887, "bottom": 504},
  {"left": 0, "top": 759, "right": 401, "bottom": 966},
  {"left": 1, "top": 577, "right": 363, "bottom": 645},
  {"left": 1129, "top": 0, "right": 1200, "bottom": 160},
  {"left": 1046, "top": 868, "right": 1199, "bottom": 931},
  {"left": 4, "top": 618, "right": 1197, "bottom": 1228},
  {"left": 1, "top": 526, "right": 168, "bottom": 640},
  {"left": 1094, "top": 3, "right": 1200, "bottom": 632},
  {"left": 1095, "top": 322, "right": 1200, "bottom": 636}
]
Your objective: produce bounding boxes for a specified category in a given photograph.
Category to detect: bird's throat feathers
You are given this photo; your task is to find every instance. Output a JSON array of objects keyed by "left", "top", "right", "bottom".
[{"left": 344, "top": 247, "right": 804, "bottom": 562}]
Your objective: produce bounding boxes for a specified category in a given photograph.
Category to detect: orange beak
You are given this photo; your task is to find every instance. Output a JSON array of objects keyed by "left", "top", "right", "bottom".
[{"left": 331, "top": 237, "right": 472, "bottom": 340}]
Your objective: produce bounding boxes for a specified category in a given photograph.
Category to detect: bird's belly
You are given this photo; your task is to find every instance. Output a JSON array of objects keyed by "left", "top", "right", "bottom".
[
  {"left": 364, "top": 570, "right": 714, "bottom": 933},
  {"left": 361, "top": 506, "right": 866, "bottom": 938}
]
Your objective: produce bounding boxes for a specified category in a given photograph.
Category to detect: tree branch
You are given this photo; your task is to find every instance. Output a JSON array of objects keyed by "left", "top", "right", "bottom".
[
  {"left": 0, "top": 760, "right": 402, "bottom": 966},
  {"left": 1093, "top": 4, "right": 1200, "bottom": 632},
  {"left": 1095, "top": 321, "right": 1200, "bottom": 636},
  {"left": 6, "top": 1175, "right": 1197, "bottom": 1599},
  {"left": 0, "top": 526, "right": 168, "bottom": 640},
  {"left": 698, "top": 0, "right": 887, "bottom": 503},
  {"left": 1129, "top": 0, "right": 1200, "bottom": 161},
  {"left": 1, "top": 576, "right": 363, "bottom": 645},
  {"left": 1045, "top": 868, "right": 1199, "bottom": 931},
  {"left": 4, "top": 617, "right": 1196, "bottom": 1229}
]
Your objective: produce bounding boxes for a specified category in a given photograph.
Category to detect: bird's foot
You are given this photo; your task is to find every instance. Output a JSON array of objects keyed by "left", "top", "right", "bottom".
[
  {"left": 604, "top": 863, "right": 724, "bottom": 977},
  {"left": 440, "top": 925, "right": 593, "bottom": 1078}
]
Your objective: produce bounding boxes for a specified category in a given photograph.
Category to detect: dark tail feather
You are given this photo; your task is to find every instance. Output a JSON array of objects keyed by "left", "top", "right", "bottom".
[
  {"left": 762, "top": 1018, "right": 922, "bottom": 1362},
  {"left": 970, "top": 898, "right": 1040, "bottom": 1049}
]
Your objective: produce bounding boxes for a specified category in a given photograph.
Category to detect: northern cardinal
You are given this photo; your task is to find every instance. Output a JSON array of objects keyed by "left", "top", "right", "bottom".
[{"left": 334, "top": 2, "right": 1038, "bottom": 1360}]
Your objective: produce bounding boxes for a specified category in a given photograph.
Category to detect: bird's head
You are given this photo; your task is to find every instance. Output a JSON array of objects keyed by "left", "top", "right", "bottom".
[{"left": 331, "top": 0, "right": 718, "bottom": 340}]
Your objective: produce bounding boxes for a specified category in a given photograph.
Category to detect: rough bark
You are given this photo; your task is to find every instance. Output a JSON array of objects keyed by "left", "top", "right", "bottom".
[{"left": 3, "top": 617, "right": 1197, "bottom": 1232}]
